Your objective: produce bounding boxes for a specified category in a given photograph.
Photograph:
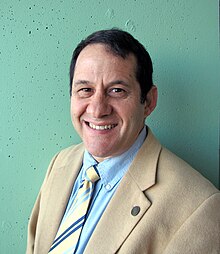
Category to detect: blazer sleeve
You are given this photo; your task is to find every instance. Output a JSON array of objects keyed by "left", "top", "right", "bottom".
[
  {"left": 26, "top": 153, "right": 59, "bottom": 254},
  {"left": 163, "top": 192, "right": 220, "bottom": 254}
]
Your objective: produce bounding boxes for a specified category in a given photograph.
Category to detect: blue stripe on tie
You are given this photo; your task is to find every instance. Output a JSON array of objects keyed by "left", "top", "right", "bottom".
[
  {"left": 68, "top": 187, "right": 92, "bottom": 215},
  {"left": 74, "top": 188, "right": 91, "bottom": 207},
  {"left": 49, "top": 215, "right": 86, "bottom": 251},
  {"left": 76, "top": 187, "right": 91, "bottom": 203},
  {"left": 93, "top": 165, "right": 99, "bottom": 176},
  {"left": 49, "top": 221, "right": 84, "bottom": 252},
  {"left": 79, "top": 181, "right": 85, "bottom": 189}
]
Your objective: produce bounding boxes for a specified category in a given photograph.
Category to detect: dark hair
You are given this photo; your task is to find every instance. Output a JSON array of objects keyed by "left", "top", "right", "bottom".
[{"left": 69, "top": 28, "right": 153, "bottom": 103}]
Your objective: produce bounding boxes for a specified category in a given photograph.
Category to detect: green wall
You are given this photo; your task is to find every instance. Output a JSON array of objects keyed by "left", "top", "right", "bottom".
[{"left": 0, "top": 0, "right": 219, "bottom": 252}]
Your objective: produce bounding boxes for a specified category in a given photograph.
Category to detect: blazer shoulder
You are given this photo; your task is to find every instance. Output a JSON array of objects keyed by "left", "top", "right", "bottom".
[
  {"left": 58, "top": 142, "right": 84, "bottom": 158},
  {"left": 158, "top": 147, "right": 219, "bottom": 196},
  {"left": 50, "top": 142, "right": 85, "bottom": 169}
]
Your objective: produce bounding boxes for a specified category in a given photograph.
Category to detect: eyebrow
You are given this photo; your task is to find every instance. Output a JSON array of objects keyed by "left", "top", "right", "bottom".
[
  {"left": 73, "top": 79, "right": 130, "bottom": 87},
  {"left": 73, "top": 80, "right": 92, "bottom": 86},
  {"left": 108, "top": 80, "right": 129, "bottom": 86}
]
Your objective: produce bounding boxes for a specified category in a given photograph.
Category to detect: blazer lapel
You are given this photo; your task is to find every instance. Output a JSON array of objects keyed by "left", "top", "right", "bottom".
[
  {"left": 85, "top": 130, "right": 162, "bottom": 254},
  {"left": 37, "top": 145, "right": 84, "bottom": 253},
  {"left": 84, "top": 173, "right": 151, "bottom": 254}
]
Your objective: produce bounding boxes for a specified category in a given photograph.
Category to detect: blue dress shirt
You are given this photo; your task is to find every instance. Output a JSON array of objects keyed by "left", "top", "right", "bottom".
[{"left": 61, "top": 126, "right": 147, "bottom": 253}]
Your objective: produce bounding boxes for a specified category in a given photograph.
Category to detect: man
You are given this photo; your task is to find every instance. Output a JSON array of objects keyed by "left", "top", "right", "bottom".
[{"left": 26, "top": 29, "right": 220, "bottom": 254}]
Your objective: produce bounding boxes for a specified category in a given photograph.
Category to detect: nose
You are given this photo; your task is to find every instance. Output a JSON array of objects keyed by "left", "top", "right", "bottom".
[{"left": 86, "top": 91, "right": 112, "bottom": 118}]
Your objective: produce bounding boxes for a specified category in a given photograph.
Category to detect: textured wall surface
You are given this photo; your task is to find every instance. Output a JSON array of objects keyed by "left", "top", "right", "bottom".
[{"left": 0, "top": 0, "right": 219, "bottom": 252}]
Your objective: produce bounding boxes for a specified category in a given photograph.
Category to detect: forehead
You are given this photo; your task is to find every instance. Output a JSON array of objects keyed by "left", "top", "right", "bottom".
[{"left": 74, "top": 44, "right": 137, "bottom": 77}]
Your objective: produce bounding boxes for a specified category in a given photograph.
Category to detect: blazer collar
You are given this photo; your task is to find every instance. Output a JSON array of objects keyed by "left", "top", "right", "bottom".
[{"left": 129, "top": 128, "right": 162, "bottom": 191}]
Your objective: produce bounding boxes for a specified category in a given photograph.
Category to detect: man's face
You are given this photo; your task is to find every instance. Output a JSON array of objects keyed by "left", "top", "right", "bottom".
[{"left": 71, "top": 44, "right": 156, "bottom": 161}]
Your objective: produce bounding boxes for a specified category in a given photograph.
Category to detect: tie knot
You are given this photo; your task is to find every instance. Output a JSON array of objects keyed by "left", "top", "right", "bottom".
[{"left": 86, "top": 166, "right": 100, "bottom": 183}]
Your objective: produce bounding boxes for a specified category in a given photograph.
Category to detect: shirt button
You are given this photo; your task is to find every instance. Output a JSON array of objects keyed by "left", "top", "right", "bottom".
[{"left": 105, "top": 183, "right": 111, "bottom": 190}]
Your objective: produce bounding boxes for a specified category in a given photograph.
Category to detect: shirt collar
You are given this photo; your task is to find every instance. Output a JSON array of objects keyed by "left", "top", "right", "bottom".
[{"left": 82, "top": 126, "right": 147, "bottom": 189}]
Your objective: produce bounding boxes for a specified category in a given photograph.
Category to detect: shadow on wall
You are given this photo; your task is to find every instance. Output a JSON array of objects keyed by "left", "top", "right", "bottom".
[{"left": 149, "top": 50, "right": 219, "bottom": 188}]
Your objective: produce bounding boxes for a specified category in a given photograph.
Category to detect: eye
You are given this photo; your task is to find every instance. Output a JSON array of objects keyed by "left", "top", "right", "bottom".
[
  {"left": 77, "top": 87, "right": 93, "bottom": 98},
  {"left": 112, "top": 88, "right": 123, "bottom": 93},
  {"left": 108, "top": 87, "right": 127, "bottom": 98}
]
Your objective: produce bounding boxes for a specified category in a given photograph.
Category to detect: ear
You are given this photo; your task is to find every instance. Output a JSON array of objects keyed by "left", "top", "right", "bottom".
[{"left": 144, "top": 85, "right": 158, "bottom": 117}]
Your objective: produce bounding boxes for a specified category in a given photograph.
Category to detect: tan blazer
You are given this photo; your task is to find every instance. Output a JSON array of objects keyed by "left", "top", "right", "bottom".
[{"left": 26, "top": 130, "right": 220, "bottom": 254}]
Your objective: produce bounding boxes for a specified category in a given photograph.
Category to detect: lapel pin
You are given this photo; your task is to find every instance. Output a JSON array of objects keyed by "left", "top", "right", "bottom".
[{"left": 131, "top": 206, "right": 141, "bottom": 216}]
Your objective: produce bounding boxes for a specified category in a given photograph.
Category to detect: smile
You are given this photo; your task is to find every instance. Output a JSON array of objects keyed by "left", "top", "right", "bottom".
[{"left": 88, "top": 122, "right": 117, "bottom": 130}]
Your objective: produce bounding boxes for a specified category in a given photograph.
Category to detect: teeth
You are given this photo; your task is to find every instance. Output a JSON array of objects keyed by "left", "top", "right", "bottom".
[{"left": 89, "top": 122, "right": 116, "bottom": 130}]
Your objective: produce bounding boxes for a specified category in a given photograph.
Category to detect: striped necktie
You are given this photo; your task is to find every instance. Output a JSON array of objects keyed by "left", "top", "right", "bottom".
[{"left": 49, "top": 166, "right": 100, "bottom": 254}]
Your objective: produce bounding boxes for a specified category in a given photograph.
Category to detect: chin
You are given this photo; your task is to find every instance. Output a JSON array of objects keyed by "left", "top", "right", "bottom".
[
  {"left": 87, "top": 148, "right": 112, "bottom": 161},
  {"left": 90, "top": 150, "right": 109, "bottom": 158}
]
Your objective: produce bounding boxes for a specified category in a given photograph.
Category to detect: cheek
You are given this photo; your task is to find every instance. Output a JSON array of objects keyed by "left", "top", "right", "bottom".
[
  {"left": 70, "top": 102, "right": 76, "bottom": 119},
  {"left": 121, "top": 103, "right": 145, "bottom": 120},
  {"left": 70, "top": 99, "right": 85, "bottom": 118},
  {"left": 128, "top": 106, "right": 146, "bottom": 128}
]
